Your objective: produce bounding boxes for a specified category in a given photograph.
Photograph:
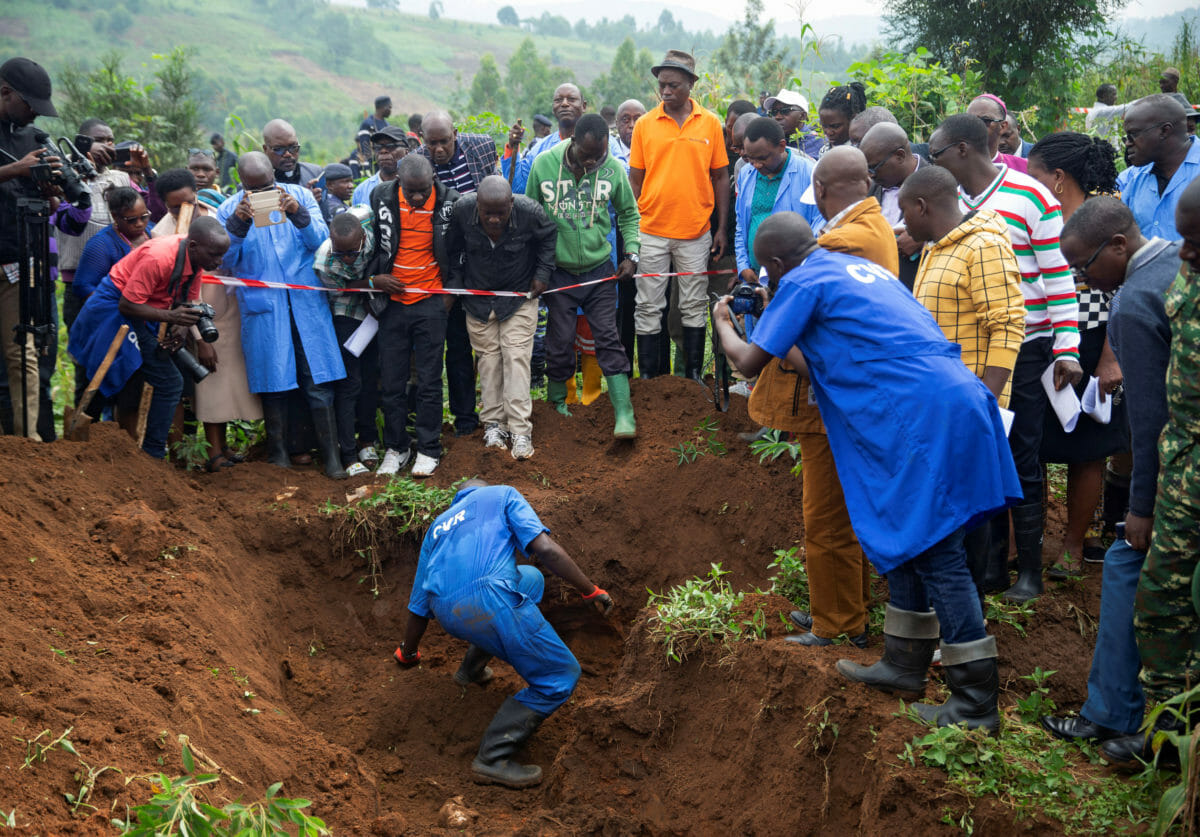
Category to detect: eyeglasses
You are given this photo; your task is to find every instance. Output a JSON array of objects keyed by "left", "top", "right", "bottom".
[
  {"left": 268, "top": 144, "right": 301, "bottom": 156},
  {"left": 976, "top": 115, "right": 1005, "bottom": 126},
  {"left": 928, "top": 141, "right": 959, "bottom": 160},
  {"left": 867, "top": 146, "right": 906, "bottom": 177},
  {"left": 768, "top": 106, "right": 800, "bottom": 117},
  {"left": 1124, "top": 121, "right": 1172, "bottom": 144},
  {"left": 118, "top": 212, "right": 151, "bottom": 223},
  {"left": 331, "top": 239, "right": 364, "bottom": 259},
  {"left": 1072, "top": 238, "right": 1111, "bottom": 281}
]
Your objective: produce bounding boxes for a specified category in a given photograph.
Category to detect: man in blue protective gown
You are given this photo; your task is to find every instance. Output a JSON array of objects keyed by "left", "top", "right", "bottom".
[
  {"left": 215, "top": 151, "right": 346, "bottom": 478},
  {"left": 393, "top": 479, "right": 615, "bottom": 788},
  {"left": 714, "top": 211, "right": 1022, "bottom": 733}
]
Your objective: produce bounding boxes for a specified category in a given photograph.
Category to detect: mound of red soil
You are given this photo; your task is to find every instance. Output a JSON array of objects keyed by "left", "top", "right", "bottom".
[{"left": 0, "top": 376, "right": 1102, "bottom": 834}]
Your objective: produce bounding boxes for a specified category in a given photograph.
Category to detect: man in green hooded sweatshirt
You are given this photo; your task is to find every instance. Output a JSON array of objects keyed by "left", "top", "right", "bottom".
[{"left": 526, "top": 113, "right": 641, "bottom": 438}]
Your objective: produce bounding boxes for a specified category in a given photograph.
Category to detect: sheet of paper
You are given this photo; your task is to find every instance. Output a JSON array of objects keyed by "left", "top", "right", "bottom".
[
  {"left": 1080, "top": 376, "right": 1113, "bottom": 425},
  {"left": 342, "top": 313, "right": 378, "bottom": 358},
  {"left": 1041, "top": 361, "right": 1081, "bottom": 433},
  {"left": 998, "top": 407, "right": 1015, "bottom": 438}
]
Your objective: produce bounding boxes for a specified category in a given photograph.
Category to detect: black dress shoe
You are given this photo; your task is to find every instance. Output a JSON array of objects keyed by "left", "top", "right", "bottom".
[
  {"left": 786, "top": 630, "right": 868, "bottom": 649},
  {"left": 789, "top": 610, "right": 813, "bottom": 630},
  {"left": 1102, "top": 725, "right": 1183, "bottom": 772},
  {"left": 1040, "top": 714, "right": 1120, "bottom": 743}
]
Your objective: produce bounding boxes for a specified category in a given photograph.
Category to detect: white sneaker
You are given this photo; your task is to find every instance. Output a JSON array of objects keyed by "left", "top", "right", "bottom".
[
  {"left": 345, "top": 462, "right": 369, "bottom": 477},
  {"left": 510, "top": 435, "right": 534, "bottom": 460},
  {"left": 729, "top": 380, "right": 752, "bottom": 398},
  {"left": 411, "top": 452, "right": 439, "bottom": 478},
  {"left": 377, "top": 447, "right": 411, "bottom": 476},
  {"left": 483, "top": 424, "right": 509, "bottom": 449},
  {"left": 358, "top": 446, "right": 379, "bottom": 465}
]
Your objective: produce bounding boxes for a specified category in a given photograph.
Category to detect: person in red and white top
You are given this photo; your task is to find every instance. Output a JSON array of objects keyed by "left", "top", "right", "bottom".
[{"left": 927, "top": 113, "right": 1083, "bottom": 605}]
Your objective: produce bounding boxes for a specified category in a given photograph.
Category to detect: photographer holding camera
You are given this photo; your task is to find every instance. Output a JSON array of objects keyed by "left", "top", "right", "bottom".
[
  {"left": 0, "top": 57, "right": 71, "bottom": 440},
  {"left": 68, "top": 219, "right": 230, "bottom": 458}
]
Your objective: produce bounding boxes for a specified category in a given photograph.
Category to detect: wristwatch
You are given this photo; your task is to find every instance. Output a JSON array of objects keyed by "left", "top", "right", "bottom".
[{"left": 624, "top": 253, "right": 639, "bottom": 265}]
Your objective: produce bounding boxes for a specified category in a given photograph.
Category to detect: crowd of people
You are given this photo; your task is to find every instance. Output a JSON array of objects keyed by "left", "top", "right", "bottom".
[{"left": 1, "top": 48, "right": 1199, "bottom": 786}]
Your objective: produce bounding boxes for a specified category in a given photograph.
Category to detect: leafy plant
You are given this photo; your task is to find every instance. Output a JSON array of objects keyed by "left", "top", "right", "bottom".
[
  {"left": 322, "top": 477, "right": 459, "bottom": 597},
  {"left": 16, "top": 727, "right": 76, "bottom": 769},
  {"left": 985, "top": 594, "right": 1036, "bottom": 637},
  {"left": 646, "top": 564, "right": 761, "bottom": 663},
  {"left": 768, "top": 546, "right": 809, "bottom": 612},
  {"left": 671, "top": 417, "right": 728, "bottom": 466},
  {"left": 748, "top": 429, "right": 802, "bottom": 476},
  {"left": 115, "top": 746, "right": 328, "bottom": 836},
  {"left": 1143, "top": 684, "right": 1200, "bottom": 836},
  {"left": 842, "top": 47, "right": 978, "bottom": 141},
  {"left": 170, "top": 422, "right": 211, "bottom": 472},
  {"left": 1015, "top": 667, "right": 1058, "bottom": 725}
]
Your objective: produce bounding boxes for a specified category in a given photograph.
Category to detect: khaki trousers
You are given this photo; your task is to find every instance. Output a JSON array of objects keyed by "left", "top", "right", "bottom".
[
  {"left": 465, "top": 298, "right": 537, "bottom": 437},
  {"left": 798, "top": 430, "right": 870, "bottom": 637},
  {"left": 0, "top": 281, "right": 40, "bottom": 440}
]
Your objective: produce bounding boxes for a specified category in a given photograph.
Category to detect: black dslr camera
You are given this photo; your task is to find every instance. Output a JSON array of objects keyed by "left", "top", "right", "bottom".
[
  {"left": 166, "top": 302, "right": 219, "bottom": 383},
  {"left": 729, "top": 282, "right": 765, "bottom": 318},
  {"left": 28, "top": 133, "right": 96, "bottom": 207}
]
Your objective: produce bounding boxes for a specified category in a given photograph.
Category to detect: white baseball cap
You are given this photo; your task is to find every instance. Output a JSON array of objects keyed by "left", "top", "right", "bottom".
[{"left": 764, "top": 89, "right": 810, "bottom": 114}]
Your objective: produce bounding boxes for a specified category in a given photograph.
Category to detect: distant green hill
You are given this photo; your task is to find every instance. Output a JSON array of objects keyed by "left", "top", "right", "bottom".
[{"left": 0, "top": 0, "right": 619, "bottom": 163}]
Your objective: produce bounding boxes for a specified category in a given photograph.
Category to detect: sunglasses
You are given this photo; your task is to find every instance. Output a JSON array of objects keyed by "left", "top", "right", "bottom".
[
  {"left": 1125, "top": 121, "right": 1172, "bottom": 144},
  {"left": 976, "top": 115, "right": 1005, "bottom": 126},
  {"left": 768, "top": 106, "right": 800, "bottom": 117},
  {"left": 119, "top": 212, "right": 151, "bottom": 223},
  {"left": 1072, "top": 238, "right": 1111, "bottom": 281},
  {"left": 268, "top": 144, "right": 301, "bottom": 156}
]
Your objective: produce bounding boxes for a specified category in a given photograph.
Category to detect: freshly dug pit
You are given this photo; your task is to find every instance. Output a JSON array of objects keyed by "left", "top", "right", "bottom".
[{"left": 0, "top": 377, "right": 1102, "bottom": 834}]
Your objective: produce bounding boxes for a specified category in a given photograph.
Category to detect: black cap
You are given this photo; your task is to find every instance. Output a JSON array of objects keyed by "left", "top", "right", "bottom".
[
  {"left": 324, "top": 162, "right": 353, "bottom": 180},
  {"left": 371, "top": 125, "right": 409, "bottom": 144},
  {"left": 532, "top": 113, "right": 553, "bottom": 128},
  {"left": 0, "top": 57, "right": 58, "bottom": 117}
]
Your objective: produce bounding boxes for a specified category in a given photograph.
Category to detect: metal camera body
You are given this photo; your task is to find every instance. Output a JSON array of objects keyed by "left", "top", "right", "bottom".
[
  {"left": 183, "top": 301, "right": 219, "bottom": 344},
  {"left": 729, "top": 282, "right": 765, "bottom": 318},
  {"left": 163, "top": 303, "right": 219, "bottom": 384},
  {"left": 30, "top": 134, "right": 96, "bottom": 206}
]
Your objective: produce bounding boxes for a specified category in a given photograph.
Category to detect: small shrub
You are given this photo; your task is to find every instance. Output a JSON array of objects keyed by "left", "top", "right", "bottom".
[
  {"left": 647, "top": 564, "right": 760, "bottom": 663},
  {"left": 768, "top": 546, "right": 809, "bottom": 612}
]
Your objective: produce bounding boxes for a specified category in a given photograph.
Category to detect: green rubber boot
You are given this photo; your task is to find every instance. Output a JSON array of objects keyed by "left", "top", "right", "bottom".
[
  {"left": 547, "top": 379, "right": 572, "bottom": 416},
  {"left": 606, "top": 374, "right": 636, "bottom": 439}
]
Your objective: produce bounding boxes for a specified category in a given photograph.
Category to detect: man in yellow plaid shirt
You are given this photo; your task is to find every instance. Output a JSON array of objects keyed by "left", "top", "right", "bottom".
[
  {"left": 898, "top": 165, "right": 1025, "bottom": 603},
  {"left": 899, "top": 166, "right": 1025, "bottom": 406}
]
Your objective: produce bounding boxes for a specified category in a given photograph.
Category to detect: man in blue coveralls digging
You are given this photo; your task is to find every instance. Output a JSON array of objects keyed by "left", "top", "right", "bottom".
[
  {"left": 714, "top": 211, "right": 1022, "bottom": 733},
  {"left": 393, "top": 479, "right": 615, "bottom": 788}
]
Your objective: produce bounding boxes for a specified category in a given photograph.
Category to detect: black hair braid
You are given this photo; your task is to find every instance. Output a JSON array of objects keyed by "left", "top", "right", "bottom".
[
  {"left": 819, "top": 81, "right": 867, "bottom": 119},
  {"left": 1029, "top": 131, "right": 1119, "bottom": 196}
]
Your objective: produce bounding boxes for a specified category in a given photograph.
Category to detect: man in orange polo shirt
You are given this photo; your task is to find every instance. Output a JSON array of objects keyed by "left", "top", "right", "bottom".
[
  {"left": 368, "top": 154, "right": 461, "bottom": 477},
  {"left": 629, "top": 49, "right": 731, "bottom": 381}
]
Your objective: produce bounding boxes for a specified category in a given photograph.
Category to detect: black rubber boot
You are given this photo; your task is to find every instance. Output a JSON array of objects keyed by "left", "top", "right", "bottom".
[
  {"left": 1102, "top": 468, "right": 1130, "bottom": 534},
  {"left": 963, "top": 522, "right": 990, "bottom": 605},
  {"left": 682, "top": 326, "right": 707, "bottom": 384},
  {"left": 262, "top": 399, "right": 291, "bottom": 468},
  {"left": 836, "top": 605, "right": 939, "bottom": 698},
  {"left": 1003, "top": 501, "right": 1044, "bottom": 602},
  {"left": 453, "top": 645, "right": 494, "bottom": 687},
  {"left": 637, "top": 334, "right": 660, "bottom": 379},
  {"left": 311, "top": 405, "right": 347, "bottom": 479},
  {"left": 471, "top": 696, "right": 547, "bottom": 788},
  {"left": 982, "top": 512, "right": 1010, "bottom": 592},
  {"left": 914, "top": 636, "right": 1000, "bottom": 734}
]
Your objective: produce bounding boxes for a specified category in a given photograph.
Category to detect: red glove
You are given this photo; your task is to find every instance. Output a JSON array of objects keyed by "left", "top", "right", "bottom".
[
  {"left": 393, "top": 645, "right": 421, "bottom": 667},
  {"left": 582, "top": 585, "right": 614, "bottom": 615}
]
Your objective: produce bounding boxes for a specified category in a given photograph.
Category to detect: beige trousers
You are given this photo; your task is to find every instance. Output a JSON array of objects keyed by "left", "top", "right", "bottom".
[
  {"left": 465, "top": 298, "right": 538, "bottom": 437},
  {"left": 635, "top": 231, "right": 712, "bottom": 333},
  {"left": 0, "top": 281, "right": 40, "bottom": 439}
]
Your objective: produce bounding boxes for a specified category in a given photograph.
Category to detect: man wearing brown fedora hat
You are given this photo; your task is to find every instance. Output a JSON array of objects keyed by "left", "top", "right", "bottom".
[{"left": 629, "top": 49, "right": 730, "bottom": 383}]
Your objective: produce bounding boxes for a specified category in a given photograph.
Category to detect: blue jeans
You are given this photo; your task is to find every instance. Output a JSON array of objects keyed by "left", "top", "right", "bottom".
[
  {"left": 885, "top": 527, "right": 987, "bottom": 645},
  {"left": 1081, "top": 539, "right": 1146, "bottom": 734},
  {"left": 137, "top": 326, "right": 184, "bottom": 459}
]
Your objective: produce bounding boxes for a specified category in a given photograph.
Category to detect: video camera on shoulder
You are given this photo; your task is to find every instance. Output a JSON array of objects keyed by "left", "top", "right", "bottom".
[
  {"left": 30, "top": 133, "right": 97, "bottom": 206},
  {"left": 729, "top": 282, "right": 765, "bottom": 318}
]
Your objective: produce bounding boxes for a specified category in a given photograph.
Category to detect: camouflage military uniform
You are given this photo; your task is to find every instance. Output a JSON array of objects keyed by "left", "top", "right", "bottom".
[{"left": 1134, "top": 269, "right": 1200, "bottom": 703}]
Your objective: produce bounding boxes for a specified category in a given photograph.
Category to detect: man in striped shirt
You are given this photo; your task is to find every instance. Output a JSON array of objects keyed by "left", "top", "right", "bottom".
[{"left": 929, "top": 113, "right": 1082, "bottom": 604}]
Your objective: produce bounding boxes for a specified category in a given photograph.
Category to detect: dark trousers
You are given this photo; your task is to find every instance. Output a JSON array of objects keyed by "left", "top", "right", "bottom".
[
  {"left": 332, "top": 315, "right": 378, "bottom": 464},
  {"left": 617, "top": 266, "right": 636, "bottom": 367},
  {"left": 379, "top": 297, "right": 446, "bottom": 457},
  {"left": 544, "top": 266, "right": 630, "bottom": 381},
  {"left": 63, "top": 285, "right": 88, "bottom": 408},
  {"left": 445, "top": 298, "right": 478, "bottom": 433},
  {"left": 134, "top": 326, "right": 184, "bottom": 459},
  {"left": 262, "top": 309, "right": 335, "bottom": 423},
  {"left": 1007, "top": 337, "right": 1053, "bottom": 502}
]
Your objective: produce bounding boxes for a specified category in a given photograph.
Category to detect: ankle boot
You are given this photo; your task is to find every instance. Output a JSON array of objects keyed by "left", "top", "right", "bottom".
[
  {"left": 547, "top": 379, "right": 571, "bottom": 416},
  {"left": 914, "top": 636, "right": 1000, "bottom": 734},
  {"left": 311, "top": 404, "right": 347, "bottom": 479},
  {"left": 453, "top": 644, "right": 494, "bottom": 686},
  {"left": 836, "top": 604, "right": 939, "bottom": 698},
  {"left": 682, "top": 326, "right": 707, "bottom": 384},
  {"left": 1004, "top": 502, "right": 1044, "bottom": 602},
  {"left": 637, "top": 333, "right": 660, "bottom": 379},
  {"left": 606, "top": 373, "right": 637, "bottom": 439},
  {"left": 471, "top": 696, "right": 547, "bottom": 788},
  {"left": 262, "top": 399, "right": 291, "bottom": 468}
]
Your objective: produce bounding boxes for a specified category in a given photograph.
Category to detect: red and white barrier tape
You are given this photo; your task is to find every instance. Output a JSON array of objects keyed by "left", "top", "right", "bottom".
[
  {"left": 1070, "top": 105, "right": 1200, "bottom": 113},
  {"left": 200, "top": 269, "right": 736, "bottom": 299}
]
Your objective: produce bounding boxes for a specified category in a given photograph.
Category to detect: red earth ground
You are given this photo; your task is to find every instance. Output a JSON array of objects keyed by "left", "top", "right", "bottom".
[{"left": 0, "top": 376, "right": 1110, "bottom": 835}]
